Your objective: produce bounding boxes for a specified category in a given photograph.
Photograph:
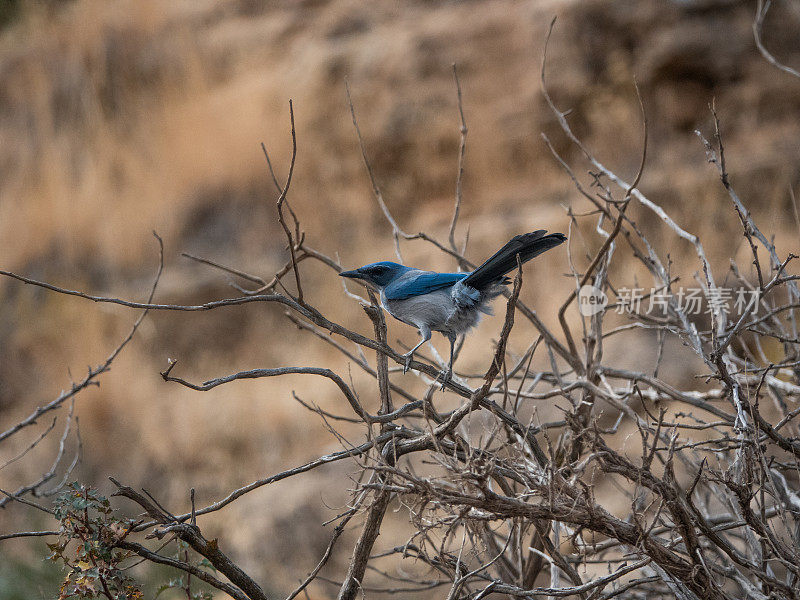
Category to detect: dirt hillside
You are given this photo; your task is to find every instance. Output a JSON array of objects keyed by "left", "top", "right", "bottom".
[{"left": 1, "top": 0, "right": 798, "bottom": 596}]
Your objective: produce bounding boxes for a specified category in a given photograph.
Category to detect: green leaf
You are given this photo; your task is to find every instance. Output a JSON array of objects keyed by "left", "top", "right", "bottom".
[
  {"left": 71, "top": 497, "right": 90, "bottom": 510},
  {"left": 154, "top": 577, "right": 185, "bottom": 597},
  {"left": 197, "top": 558, "right": 217, "bottom": 572}
]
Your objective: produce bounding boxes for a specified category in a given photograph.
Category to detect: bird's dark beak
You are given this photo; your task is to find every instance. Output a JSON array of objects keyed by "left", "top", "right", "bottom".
[{"left": 339, "top": 269, "right": 365, "bottom": 280}]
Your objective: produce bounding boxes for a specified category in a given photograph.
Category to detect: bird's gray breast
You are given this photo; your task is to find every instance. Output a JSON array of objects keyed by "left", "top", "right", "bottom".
[
  {"left": 381, "top": 288, "right": 455, "bottom": 331},
  {"left": 380, "top": 285, "right": 489, "bottom": 335}
]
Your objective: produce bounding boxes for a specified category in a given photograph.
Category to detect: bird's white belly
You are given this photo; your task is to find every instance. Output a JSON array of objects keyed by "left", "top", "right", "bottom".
[{"left": 381, "top": 289, "right": 481, "bottom": 335}]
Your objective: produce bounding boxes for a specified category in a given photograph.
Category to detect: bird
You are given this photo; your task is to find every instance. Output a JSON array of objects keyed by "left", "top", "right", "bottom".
[{"left": 339, "top": 230, "right": 566, "bottom": 384}]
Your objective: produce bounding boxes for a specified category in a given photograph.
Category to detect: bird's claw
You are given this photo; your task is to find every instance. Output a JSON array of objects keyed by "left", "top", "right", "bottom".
[
  {"left": 438, "top": 368, "right": 452, "bottom": 390},
  {"left": 402, "top": 353, "right": 413, "bottom": 374}
]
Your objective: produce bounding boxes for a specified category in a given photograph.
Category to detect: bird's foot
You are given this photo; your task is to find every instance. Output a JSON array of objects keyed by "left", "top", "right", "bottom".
[
  {"left": 402, "top": 352, "right": 413, "bottom": 374},
  {"left": 438, "top": 367, "right": 452, "bottom": 390}
]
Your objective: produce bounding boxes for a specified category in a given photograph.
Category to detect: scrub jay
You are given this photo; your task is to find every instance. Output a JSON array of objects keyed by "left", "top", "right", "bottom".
[{"left": 340, "top": 230, "right": 566, "bottom": 382}]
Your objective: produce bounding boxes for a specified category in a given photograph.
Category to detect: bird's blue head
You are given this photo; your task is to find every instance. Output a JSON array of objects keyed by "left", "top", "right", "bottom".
[{"left": 339, "top": 261, "right": 410, "bottom": 288}]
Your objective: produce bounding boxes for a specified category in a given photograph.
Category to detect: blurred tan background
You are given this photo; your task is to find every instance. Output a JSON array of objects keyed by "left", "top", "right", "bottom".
[{"left": 1, "top": 0, "right": 799, "bottom": 597}]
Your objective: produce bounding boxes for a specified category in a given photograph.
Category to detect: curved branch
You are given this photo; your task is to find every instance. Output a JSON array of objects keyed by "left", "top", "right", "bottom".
[
  {"left": 753, "top": 0, "right": 800, "bottom": 79},
  {"left": 161, "top": 361, "right": 372, "bottom": 423}
]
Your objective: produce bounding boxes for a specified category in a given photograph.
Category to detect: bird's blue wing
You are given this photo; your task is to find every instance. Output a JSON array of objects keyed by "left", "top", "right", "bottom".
[{"left": 384, "top": 271, "right": 468, "bottom": 301}]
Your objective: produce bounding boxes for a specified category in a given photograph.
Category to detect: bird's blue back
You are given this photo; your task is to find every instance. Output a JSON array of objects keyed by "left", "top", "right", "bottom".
[{"left": 383, "top": 270, "right": 468, "bottom": 301}]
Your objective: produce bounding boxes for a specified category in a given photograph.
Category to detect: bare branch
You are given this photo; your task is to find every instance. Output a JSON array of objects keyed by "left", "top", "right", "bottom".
[
  {"left": 753, "top": 0, "right": 800, "bottom": 79},
  {"left": 449, "top": 63, "right": 468, "bottom": 254}
]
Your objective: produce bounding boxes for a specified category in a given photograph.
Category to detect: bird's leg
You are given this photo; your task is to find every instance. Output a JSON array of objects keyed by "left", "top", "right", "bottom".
[
  {"left": 402, "top": 327, "right": 431, "bottom": 374},
  {"left": 439, "top": 333, "right": 457, "bottom": 389}
]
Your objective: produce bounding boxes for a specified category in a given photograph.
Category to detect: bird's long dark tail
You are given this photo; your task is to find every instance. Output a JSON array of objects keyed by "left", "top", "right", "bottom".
[{"left": 462, "top": 230, "right": 566, "bottom": 290}]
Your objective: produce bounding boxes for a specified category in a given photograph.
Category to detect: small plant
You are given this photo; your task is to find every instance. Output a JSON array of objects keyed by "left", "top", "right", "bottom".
[{"left": 48, "top": 482, "right": 142, "bottom": 600}]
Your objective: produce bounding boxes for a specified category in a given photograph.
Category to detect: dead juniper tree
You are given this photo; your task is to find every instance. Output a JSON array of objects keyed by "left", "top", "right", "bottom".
[{"left": 2, "top": 22, "right": 800, "bottom": 600}]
